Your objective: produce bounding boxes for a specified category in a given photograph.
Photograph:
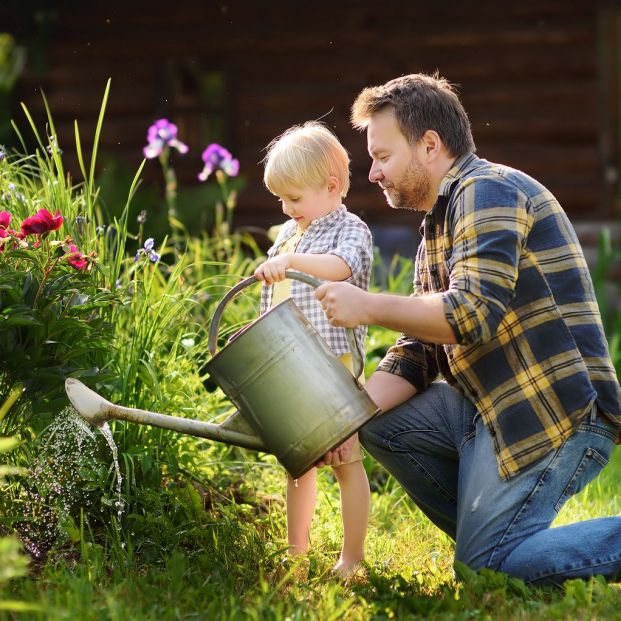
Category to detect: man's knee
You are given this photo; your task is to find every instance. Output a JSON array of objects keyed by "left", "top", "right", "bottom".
[{"left": 453, "top": 545, "right": 502, "bottom": 574}]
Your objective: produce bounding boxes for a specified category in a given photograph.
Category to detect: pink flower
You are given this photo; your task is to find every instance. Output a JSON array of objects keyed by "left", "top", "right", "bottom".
[
  {"left": 143, "top": 119, "right": 189, "bottom": 159},
  {"left": 0, "top": 211, "right": 10, "bottom": 234},
  {"left": 21, "top": 209, "right": 64, "bottom": 236},
  {"left": 0, "top": 213, "right": 15, "bottom": 250},
  {"left": 66, "top": 244, "right": 89, "bottom": 270},
  {"left": 198, "top": 144, "right": 239, "bottom": 181}
]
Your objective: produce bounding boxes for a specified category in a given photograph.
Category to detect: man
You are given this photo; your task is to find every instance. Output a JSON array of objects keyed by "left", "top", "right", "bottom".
[{"left": 315, "top": 73, "right": 621, "bottom": 585}]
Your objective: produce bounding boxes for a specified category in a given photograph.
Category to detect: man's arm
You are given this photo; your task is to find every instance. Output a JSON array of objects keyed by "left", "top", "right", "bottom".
[
  {"left": 254, "top": 252, "right": 351, "bottom": 284},
  {"left": 315, "top": 282, "right": 457, "bottom": 345}
]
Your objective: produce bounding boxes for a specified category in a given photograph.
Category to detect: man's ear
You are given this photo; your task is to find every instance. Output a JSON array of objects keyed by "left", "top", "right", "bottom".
[{"left": 420, "top": 130, "right": 443, "bottom": 163}]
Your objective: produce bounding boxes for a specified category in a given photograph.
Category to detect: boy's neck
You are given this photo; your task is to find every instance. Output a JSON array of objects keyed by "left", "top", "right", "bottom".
[{"left": 304, "top": 202, "right": 343, "bottom": 229}]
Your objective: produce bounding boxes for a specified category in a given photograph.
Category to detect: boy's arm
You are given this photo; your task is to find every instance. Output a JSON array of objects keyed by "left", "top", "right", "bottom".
[{"left": 254, "top": 252, "right": 351, "bottom": 284}]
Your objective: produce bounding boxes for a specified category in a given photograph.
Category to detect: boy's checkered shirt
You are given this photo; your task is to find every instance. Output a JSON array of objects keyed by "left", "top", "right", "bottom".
[{"left": 260, "top": 205, "right": 373, "bottom": 358}]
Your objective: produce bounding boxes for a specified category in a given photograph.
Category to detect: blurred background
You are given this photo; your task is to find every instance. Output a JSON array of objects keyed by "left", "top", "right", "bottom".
[{"left": 1, "top": 0, "right": 620, "bottom": 263}]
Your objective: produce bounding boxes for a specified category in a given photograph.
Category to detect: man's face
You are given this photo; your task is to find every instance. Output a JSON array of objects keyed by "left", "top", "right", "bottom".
[{"left": 366, "top": 107, "right": 433, "bottom": 212}]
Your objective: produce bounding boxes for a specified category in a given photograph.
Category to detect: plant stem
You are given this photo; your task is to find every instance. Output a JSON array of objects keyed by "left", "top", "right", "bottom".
[
  {"left": 0, "top": 383, "right": 24, "bottom": 423},
  {"left": 32, "top": 255, "right": 61, "bottom": 307}
]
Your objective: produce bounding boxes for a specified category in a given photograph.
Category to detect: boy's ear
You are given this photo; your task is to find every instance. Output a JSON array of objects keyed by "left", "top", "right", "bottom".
[{"left": 327, "top": 175, "right": 340, "bottom": 195}]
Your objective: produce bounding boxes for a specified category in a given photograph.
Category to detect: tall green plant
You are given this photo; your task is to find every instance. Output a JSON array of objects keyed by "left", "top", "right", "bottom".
[
  {"left": 593, "top": 227, "right": 621, "bottom": 378},
  {"left": 0, "top": 437, "right": 39, "bottom": 615}
]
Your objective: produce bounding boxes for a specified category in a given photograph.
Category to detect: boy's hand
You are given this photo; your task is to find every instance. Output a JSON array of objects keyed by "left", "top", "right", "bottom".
[
  {"left": 254, "top": 255, "right": 291, "bottom": 285},
  {"left": 315, "top": 433, "right": 358, "bottom": 468}
]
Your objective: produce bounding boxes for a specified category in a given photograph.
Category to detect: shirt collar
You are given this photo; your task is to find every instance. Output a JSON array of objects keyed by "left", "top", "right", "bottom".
[
  {"left": 437, "top": 152, "right": 479, "bottom": 197},
  {"left": 276, "top": 204, "right": 347, "bottom": 245},
  {"left": 304, "top": 204, "right": 347, "bottom": 233},
  {"left": 424, "top": 153, "right": 479, "bottom": 227}
]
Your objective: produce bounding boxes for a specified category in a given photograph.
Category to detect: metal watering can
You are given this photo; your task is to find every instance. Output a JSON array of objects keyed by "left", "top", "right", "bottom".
[{"left": 66, "top": 271, "right": 380, "bottom": 478}]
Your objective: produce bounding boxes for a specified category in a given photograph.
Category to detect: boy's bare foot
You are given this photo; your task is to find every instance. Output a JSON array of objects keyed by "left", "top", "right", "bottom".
[{"left": 332, "top": 557, "right": 364, "bottom": 578}]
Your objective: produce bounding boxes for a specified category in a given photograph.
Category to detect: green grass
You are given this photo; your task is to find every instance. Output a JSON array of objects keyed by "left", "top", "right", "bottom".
[{"left": 2, "top": 445, "right": 621, "bottom": 620}]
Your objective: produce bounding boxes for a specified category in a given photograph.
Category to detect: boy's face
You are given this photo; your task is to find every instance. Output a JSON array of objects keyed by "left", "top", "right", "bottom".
[{"left": 277, "top": 182, "right": 338, "bottom": 230}]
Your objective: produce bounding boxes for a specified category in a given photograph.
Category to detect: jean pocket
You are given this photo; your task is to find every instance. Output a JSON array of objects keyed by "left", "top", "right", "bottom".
[{"left": 554, "top": 447, "right": 610, "bottom": 512}]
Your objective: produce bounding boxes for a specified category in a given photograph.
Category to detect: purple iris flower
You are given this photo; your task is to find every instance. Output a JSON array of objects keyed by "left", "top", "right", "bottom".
[
  {"left": 198, "top": 143, "right": 239, "bottom": 181},
  {"left": 143, "top": 119, "right": 189, "bottom": 159},
  {"left": 134, "top": 237, "right": 160, "bottom": 263}
]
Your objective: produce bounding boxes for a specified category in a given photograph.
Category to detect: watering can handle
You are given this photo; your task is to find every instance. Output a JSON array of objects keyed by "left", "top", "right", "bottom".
[{"left": 207, "top": 270, "right": 364, "bottom": 379}]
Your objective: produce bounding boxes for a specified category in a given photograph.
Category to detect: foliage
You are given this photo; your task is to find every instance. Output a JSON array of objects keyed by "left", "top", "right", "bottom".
[
  {"left": 0, "top": 437, "right": 40, "bottom": 616},
  {"left": 0, "top": 82, "right": 261, "bottom": 574},
  {"left": 592, "top": 226, "right": 621, "bottom": 378},
  {"left": 365, "top": 250, "right": 413, "bottom": 376},
  {"left": 0, "top": 155, "right": 117, "bottom": 432},
  {"left": 3, "top": 446, "right": 621, "bottom": 619}
]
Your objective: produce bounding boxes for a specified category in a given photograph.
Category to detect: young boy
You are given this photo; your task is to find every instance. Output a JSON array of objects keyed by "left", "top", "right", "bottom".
[{"left": 254, "top": 121, "right": 373, "bottom": 576}]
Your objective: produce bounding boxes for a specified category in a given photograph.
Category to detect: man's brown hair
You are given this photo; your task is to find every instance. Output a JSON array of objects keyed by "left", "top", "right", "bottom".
[{"left": 351, "top": 72, "right": 475, "bottom": 157}]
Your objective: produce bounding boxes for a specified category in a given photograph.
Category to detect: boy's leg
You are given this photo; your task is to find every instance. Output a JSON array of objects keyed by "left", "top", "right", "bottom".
[
  {"left": 332, "top": 458, "right": 370, "bottom": 574},
  {"left": 286, "top": 468, "right": 317, "bottom": 554},
  {"left": 456, "top": 408, "right": 621, "bottom": 585}
]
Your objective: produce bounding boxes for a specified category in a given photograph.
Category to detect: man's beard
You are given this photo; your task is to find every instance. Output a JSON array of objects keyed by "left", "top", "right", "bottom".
[{"left": 383, "top": 159, "right": 431, "bottom": 212}]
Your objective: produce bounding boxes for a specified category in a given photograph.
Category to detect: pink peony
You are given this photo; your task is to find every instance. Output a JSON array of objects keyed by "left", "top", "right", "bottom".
[
  {"left": 66, "top": 244, "right": 89, "bottom": 270},
  {"left": 21, "top": 209, "right": 64, "bottom": 236}
]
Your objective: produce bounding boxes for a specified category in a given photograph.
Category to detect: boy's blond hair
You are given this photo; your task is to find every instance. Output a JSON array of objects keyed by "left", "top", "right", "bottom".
[{"left": 263, "top": 121, "right": 350, "bottom": 198}]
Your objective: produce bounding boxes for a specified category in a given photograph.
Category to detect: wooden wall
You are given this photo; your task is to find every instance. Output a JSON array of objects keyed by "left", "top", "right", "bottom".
[{"left": 3, "top": 0, "right": 619, "bottom": 240}]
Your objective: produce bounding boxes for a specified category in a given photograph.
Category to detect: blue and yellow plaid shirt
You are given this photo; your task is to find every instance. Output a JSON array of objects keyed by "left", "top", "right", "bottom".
[{"left": 378, "top": 154, "right": 621, "bottom": 479}]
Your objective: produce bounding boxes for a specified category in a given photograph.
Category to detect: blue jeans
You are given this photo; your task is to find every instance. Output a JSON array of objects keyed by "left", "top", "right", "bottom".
[{"left": 359, "top": 381, "right": 621, "bottom": 585}]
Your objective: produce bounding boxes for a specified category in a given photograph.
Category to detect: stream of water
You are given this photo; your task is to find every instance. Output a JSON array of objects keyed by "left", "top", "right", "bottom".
[
  {"left": 18, "top": 406, "right": 125, "bottom": 558},
  {"left": 97, "top": 420, "right": 124, "bottom": 524}
]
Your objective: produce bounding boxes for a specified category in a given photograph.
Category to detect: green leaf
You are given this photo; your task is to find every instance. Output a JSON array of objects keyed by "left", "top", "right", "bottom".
[{"left": 1, "top": 316, "right": 42, "bottom": 327}]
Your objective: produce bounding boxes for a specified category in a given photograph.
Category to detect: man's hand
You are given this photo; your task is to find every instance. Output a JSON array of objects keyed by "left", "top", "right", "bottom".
[
  {"left": 315, "top": 281, "right": 370, "bottom": 328},
  {"left": 315, "top": 433, "right": 359, "bottom": 468},
  {"left": 254, "top": 254, "right": 291, "bottom": 285}
]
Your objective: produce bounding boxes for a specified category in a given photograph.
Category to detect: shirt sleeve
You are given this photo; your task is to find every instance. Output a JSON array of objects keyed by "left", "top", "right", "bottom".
[
  {"left": 376, "top": 242, "right": 440, "bottom": 390},
  {"left": 442, "top": 176, "right": 533, "bottom": 345},
  {"left": 377, "top": 334, "right": 440, "bottom": 391},
  {"left": 327, "top": 217, "right": 373, "bottom": 280}
]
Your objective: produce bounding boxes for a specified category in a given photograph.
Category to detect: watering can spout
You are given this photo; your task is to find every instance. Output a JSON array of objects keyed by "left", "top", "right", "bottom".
[
  {"left": 64, "top": 378, "right": 268, "bottom": 452},
  {"left": 65, "top": 270, "right": 380, "bottom": 480},
  {"left": 65, "top": 378, "right": 112, "bottom": 427}
]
